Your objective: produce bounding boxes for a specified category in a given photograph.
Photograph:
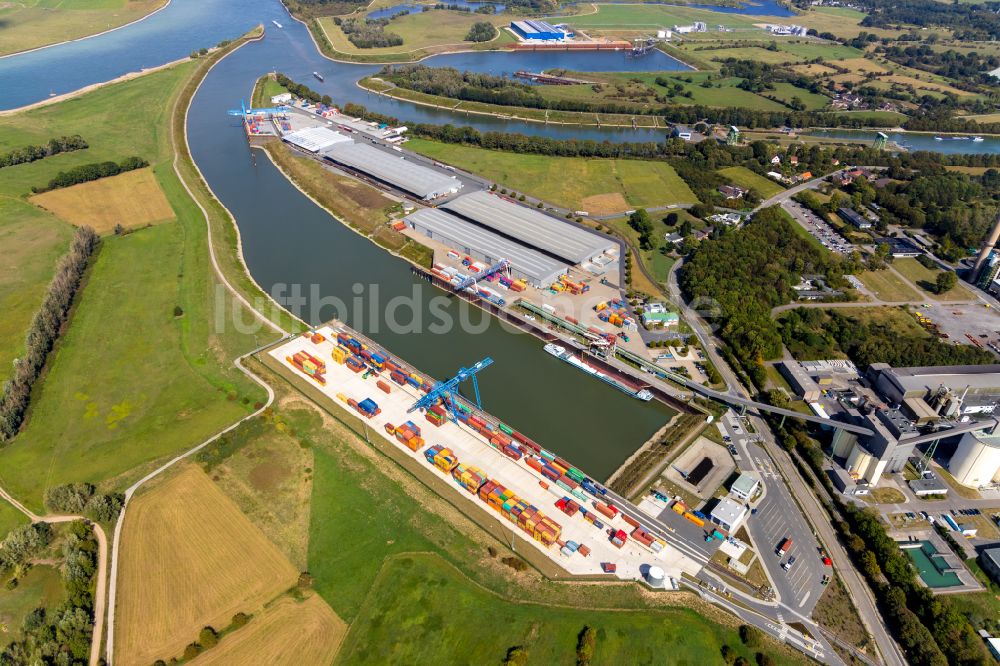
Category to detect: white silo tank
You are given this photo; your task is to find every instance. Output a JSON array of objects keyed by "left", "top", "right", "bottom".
[
  {"left": 948, "top": 432, "right": 1000, "bottom": 488},
  {"left": 646, "top": 565, "right": 666, "bottom": 587}
]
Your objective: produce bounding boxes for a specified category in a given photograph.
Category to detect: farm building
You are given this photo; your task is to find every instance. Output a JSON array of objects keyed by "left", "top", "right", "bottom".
[
  {"left": 283, "top": 126, "right": 352, "bottom": 153},
  {"left": 440, "top": 190, "right": 616, "bottom": 265},
  {"left": 323, "top": 142, "right": 463, "bottom": 200},
  {"left": 510, "top": 20, "right": 568, "bottom": 41},
  {"left": 405, "top": 208, "right": 568, "bottom": 287}
]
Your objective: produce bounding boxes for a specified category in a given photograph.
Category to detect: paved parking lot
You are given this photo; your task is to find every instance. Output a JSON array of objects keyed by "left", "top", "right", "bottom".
[
  {"left": 783, "top": 201, "right": 854, "bottom": 255},
  {"left": 912, "top": 302, "right": 1000, "bottom": 355}
]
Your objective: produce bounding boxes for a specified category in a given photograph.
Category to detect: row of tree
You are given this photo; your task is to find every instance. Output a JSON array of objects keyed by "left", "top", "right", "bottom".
[
  {"left": 1, "top": 521, "right": 99, "bottom": 664},
  {"left": 379, "top": 65, "right": 899, "bottom": 129},
  {"left": 0, "top": 226, "right": 99, "bottom": 441},
  {"left": 0, "top": 135, "right": 88, "bottom": 170},
  {"left": 32, "top": 156, "right": 148, "bottom": 193},
  {"left": 778, "top": 307, "right": 994, "bottom": 368},
  {"left": 275, "top": 73, "right": 332, "bottom": 106}
]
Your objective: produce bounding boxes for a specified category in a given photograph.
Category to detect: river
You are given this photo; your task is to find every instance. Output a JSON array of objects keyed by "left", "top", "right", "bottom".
[{"left": 2, "top": 0, "right": 996, "bottom": 477}]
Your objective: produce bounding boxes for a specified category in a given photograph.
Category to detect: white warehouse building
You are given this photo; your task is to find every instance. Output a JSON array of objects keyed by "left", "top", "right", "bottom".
[
  {"left": 323, "top": 142, "right": 463, "bottom": 200},
  {"left": 405, "top": 208, "right": 568, "bottom": 287}
]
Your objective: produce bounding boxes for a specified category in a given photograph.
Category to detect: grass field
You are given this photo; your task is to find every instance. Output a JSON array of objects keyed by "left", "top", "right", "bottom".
[
  {"left": 559, "top": 4, "right": 759, "bottom": 30},
  {"left": 597, "top": 72, "right": 789, "bottom": 111},
  {"left": 191, "top": 594, "right": 345, "bottom": 666},
  {"left": 717, "top": 166, "right": 784, "bottom": 198},
  {"left": 0, "top": 223, "right": 253, "bottom": 508},
  {"left": 0, "top": 0, "right": 165, "bottom": 56},
  {"left": 116, "top": 465, "right": 299, "bottom": 665},
  {"left": 0, "top": 61, "right": 269, "bottom": 512},
  {"left": 318, "top": 9, "right": 514, "bottom": 59},
  {"left": 406, "top": 139, "right": 698, "bottom": 212},
  {"left": 858, "top": 269, "right": 921, "bottom": 302},
  {"left": 893, "top": 258, "right": 974, "bottom": 301},
  {"left": 336, "top": 552, "right": 774, "bottom": 665},
  {"left": 30, "top": 167, "right": 175, "bottom": 234},
  {"left": 0, "top": 564, "right": 65, "bottom": 647},
  {"left": 0, "top": 500, "right": 29, "bottom": 543},
  {"left": 0, "top": 199, "right": 73, "bottom": 375}
]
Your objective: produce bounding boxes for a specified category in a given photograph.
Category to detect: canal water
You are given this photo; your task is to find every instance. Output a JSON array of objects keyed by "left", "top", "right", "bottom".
[
  {"left": 3, "top": 0, "right": 997, "bottom": 477},
  {"left": 188, "top": 25, "right": 679, "bottom": 479}
]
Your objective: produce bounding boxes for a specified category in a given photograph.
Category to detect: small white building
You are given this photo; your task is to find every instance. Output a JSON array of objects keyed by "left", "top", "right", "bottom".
[
  {"left": 710, "top": 497, "right": 748, "bottom": 532},
  {"left": 270, "top": 92, "right": 293, "bottom": 104},
  {"left": 729, "top": 473, "right": 760, "bottom": 502}
]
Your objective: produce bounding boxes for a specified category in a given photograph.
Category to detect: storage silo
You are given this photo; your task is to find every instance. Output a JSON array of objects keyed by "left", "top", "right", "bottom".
[
  {"left": 646, "top": 565, "right": 666, "bottom": 587},
  {"left": 948, "top": 431, "right": 1000, "bottom": 488}
]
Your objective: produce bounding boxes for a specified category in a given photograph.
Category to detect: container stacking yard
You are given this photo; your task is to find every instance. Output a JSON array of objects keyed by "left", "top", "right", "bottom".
[{"left": 269, "top": 325, "right": 699, "bottom": 580}]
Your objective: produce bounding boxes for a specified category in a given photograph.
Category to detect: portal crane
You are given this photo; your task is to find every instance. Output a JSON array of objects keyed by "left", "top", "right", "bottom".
[
  {"left": 226, "top": 99, "right": 289, "bottom": 118},
  {"left": 453, "top": 259, "right": 510, "bottom": 292},
  {"left": 408, "top": 358, "right": 494, "bottom": 421}
]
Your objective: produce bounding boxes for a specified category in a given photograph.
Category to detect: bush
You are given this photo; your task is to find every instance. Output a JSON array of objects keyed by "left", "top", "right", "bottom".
[
  {"left": 576, "top": 625, "right": 597, "bottom": 666},
  {"left": 199, "top": 627, "right": 219, "bottom": 649},
  {"left": 500, "top": 556, "right": 527, "bottom": 571},
  {"left": 44, "top": 483, "right": 96, "bottom": 514},
  {"left": 465, "top": 21, "right": 497, "bottom": 42},
  {"left": 739, "top": 624, "right": 763, "bottom": 648},
  {"left": 231, "top": 612, "right": 251, "bottom": 628}
]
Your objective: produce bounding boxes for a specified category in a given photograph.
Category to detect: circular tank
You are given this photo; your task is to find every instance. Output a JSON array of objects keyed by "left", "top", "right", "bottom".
[
  {"left": 646, "top": 565, "right": 666, "bottom": 587},
  {"left": 948, "top": 432, "right": 1000, "bottom": 488}
]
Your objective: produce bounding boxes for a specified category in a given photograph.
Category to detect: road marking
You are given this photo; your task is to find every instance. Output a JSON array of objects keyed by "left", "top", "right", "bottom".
[{"left": 798, "top": 590, "right": 811, "bottom": 608}]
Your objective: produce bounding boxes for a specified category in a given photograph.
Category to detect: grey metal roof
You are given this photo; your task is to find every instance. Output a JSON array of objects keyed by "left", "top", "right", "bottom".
[
  {"left": 440, "top": 191, "right": 616, "bottom": 264},
  {"left": 323, "top": 142, "right": 462, "bottom": 200},
  {"left": 406, "top": 208, "right": 567, "bottom": 285},
  {"left": 888, "top": 365, "right": 1000, "bottom": 394}
]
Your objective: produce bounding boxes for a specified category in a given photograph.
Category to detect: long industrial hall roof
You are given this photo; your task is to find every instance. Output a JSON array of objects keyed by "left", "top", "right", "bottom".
[
  {"left": 322, "top": 142, "right": 462, "bottom": 200},
  {"left": 406, "top": 208, "right": 568, "bottom": 285},
  {"left": 441, "top": 190, "right": 616, "bottom": 264}
]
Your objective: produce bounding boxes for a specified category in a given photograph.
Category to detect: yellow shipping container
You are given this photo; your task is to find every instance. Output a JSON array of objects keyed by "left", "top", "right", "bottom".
[{"left": 332, "top": 347, "right": 347, "bottom": 364}]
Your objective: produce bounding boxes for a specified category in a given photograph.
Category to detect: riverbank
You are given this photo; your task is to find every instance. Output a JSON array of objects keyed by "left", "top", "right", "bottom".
[{"left": 0, "top": 0, "right": 170, "bottom": 60}]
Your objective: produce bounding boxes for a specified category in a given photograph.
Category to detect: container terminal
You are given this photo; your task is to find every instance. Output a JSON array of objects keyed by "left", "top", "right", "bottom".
[{"left": 268, "top": 324, "right": 709, "bottom": 583}]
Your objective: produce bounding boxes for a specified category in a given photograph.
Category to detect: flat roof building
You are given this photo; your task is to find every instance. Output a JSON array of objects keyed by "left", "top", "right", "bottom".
[
  {"left": 441, "top": 191, "right": 616, "bottom": 264},
  {"left": 323, "top": 142, "right": 462, "bottom": 200},
  {"left": 510, "top": 20, "right": 567, "bottom": 41},
  {"left": 869, "top": 363, "right": 1000, "bottom": 415},
  {"left": 837, "top": 207, "right": 871, "bottom": 230},
  {"left": 779, "top": 360, "right": 821, "bottom": 401},
  {"left": 729, "top": 473, "right": 760, "bottom": 502},
  {"left": 980, "top": 547, "right": 1000, "bottom": 584},
  {"left": 877, "top": 237, "right": 923, "bottom": 258},
  {"left": 283, "top": 126, "right": 352, "bottom": 153},
  {"left": 405, "top": 208, "right": 568, "bottom": 287},
  {"left": 710, "top": 497, "right": 748, "bottom": 532}
]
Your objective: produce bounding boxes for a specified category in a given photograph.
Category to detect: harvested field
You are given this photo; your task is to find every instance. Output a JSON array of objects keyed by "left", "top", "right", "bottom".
[
  {"left": 29, "top": 168, "right": 174, "bottom": 235},
  {"left": 191, "top": 594, "right": 346, "bottom": 666},
  {"left": 581, "top": 192, "right": 630, "bottom": 216},
  {"left": 115, "top": 465, "right": 298, "bottom": 666}
]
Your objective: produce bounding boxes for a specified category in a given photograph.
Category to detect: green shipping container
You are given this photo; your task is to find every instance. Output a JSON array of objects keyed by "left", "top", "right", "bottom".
[
  {"left": 566, "top": 468, "right": 585, "bottom": 483},
  {"left": 498, "top": 423, "right": 514, "bottom": 435},
  {"left": 556, "top": 480, "right": 572, "bottom": 493}
]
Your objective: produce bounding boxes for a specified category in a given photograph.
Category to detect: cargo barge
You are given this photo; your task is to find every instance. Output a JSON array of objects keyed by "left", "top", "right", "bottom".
[{"left": 544, "top": 344, "right": 653, "bottom": 401}]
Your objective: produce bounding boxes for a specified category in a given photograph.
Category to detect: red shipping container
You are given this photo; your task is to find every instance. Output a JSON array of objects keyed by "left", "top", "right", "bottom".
[
  {"left": 593, "top": 502, "right": 616, "bottom": 520},
  {"left": 622, "top": 514, "right": 640, "bottom": 529},
  {"left": 525, "top": 457, "right": 544, "bottom": 473},
  {"left": 376, "top": 380, "right": 391, "bottom": 394}
]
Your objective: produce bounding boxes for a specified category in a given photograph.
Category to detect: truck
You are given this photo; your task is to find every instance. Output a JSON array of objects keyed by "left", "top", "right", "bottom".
[{"left": 776, "top": 537, "right": 792, "bottom": 557}]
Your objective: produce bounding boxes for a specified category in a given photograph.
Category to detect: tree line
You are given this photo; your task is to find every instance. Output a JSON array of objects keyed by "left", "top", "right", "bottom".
[
  {"left": 32, "top": 156, "right": 148, "bottom": 193},
  {"left": 378, "top": 64, "right": 899, "bottom": 129},
  {"left": 1, "top": 521, "right": 99, "bottom": 664},
  {"left": 275, "top": 73, "right": 332, "bottom": 106},
  {"left": 0, "top": 135, "right": 88, "bottom": 170},
  {"left": 778, "top": 307, "right": 994, "bottom": 368},
  {"left": 0, "top": 226, "right": 99, "bottom": 441}
]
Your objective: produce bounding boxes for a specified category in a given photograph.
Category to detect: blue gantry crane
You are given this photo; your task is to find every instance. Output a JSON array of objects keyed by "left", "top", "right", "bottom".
[
  {"left": 453, "top": 259, "right": 510, "bottom": 292},
  {"left": 408, "top": 358, "right": 494, "bottom": 421},
  {"left": 226, "top": 99, "right": 289, "bottom": 118}
]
